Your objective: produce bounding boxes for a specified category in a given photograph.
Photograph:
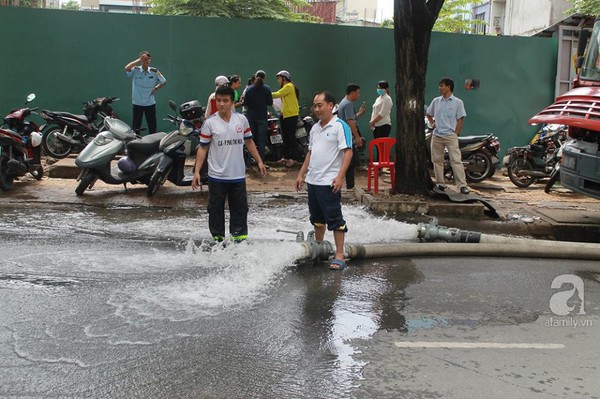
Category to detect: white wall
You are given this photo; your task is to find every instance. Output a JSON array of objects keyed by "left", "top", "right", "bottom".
[{"left": 504, "top": 0, "right": 571, "bottom": 36}]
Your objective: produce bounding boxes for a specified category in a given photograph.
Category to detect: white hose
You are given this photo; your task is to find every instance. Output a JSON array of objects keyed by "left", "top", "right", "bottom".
[{"left": 344, "top": 242, "right": 600, "bottom": 261}]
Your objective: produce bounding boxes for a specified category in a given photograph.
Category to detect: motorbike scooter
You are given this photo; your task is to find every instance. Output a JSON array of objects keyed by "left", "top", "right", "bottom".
[
  {"left": 146, "top": 100, "right": 203, "bottom": 197},
  {"left": 0, "top": 94, "right": 44, "bottom": 191},
  {"left": 40, "top": 96, "right": 119, "bottom": 159},
  {"left": 74, "top": 116, "right": 165, "bottom": 196},
  {"left": 425, "top": 128, "right": 501, "bottom": 183}
]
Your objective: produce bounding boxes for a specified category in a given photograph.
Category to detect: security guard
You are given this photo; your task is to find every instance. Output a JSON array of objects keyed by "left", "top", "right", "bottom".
[{"left": 124, "top": 51, "right": 167, "bottom": 134}]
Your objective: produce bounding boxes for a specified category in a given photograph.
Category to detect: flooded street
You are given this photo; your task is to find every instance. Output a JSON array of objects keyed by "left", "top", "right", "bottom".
[{"left": 1, "top": 204, "right": 599, "bottom": 398}]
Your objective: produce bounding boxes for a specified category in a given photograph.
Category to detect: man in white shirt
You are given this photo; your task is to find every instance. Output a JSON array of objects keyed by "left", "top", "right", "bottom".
[
  {"left": 295, "top": 92, "right": 353, "bottom": 270},
  {"left": 192, "top": 86, "right": 266, "bottom": 242}
]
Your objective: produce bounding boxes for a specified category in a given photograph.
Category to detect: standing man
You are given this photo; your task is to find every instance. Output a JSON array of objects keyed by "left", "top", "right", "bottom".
[
  {"left": 243, "top": 70, "right": 273, "bottom": 162},
  {"left": 295, "top": 92, "right": 353, "bottom": 271},
  {"left": 426, "top": 78, "right": 469, "bottom": 195},
  {"left": 124, "top": 51, "right": 167, "bottom": 134},
  {"left": 192, "top": 86, "right": 267, "bottom": 242},
  {"left": 337, "top": 84, "right": 366, "bottom": 190}
]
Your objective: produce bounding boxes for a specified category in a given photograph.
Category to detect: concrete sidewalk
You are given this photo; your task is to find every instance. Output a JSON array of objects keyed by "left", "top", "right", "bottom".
[{"left": 1, "top": 157, "right": 600, "bottom": 243}]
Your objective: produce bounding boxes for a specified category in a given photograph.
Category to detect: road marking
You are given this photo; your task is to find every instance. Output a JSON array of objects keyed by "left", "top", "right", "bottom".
[{"left": 394, "top": 342, "right": 565, "bottom": 349}]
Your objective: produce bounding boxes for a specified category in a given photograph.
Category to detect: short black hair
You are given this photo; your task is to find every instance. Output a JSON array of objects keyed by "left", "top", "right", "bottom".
[
  {"left": 346, "top": 84, "right": 360, "bottom": 95},
  {"left": 215, "top": 85, "right": 235, "bottom": 101},
  {"left": 439, "top": 78, "right": 454, "bottom": 92},
  {"left": 228, "top": 75, "right": 241, "bottom": 84},
  {"left": 314, "top": 91, "right": 336, "bottom": 105},
  {"left": 377, "top": 80, "right": 389, "bottom": 89},
  {"left": 140, "top": 50, "right": 151, "bottom": 58}
]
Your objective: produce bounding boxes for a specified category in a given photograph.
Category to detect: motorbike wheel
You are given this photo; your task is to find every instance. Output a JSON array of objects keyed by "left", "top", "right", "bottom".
[
  {"left": 75, "top": 170, "right": 96, "bottom": 196},
  {"left": 31, "top": 165, "right": 44, "bottom": 181},
  {"left": 508, "top": 158, "right": 535, "bottom": 188},
  {"left": 42, "top": 125, "right": 74, "bottom": 159},
  {"left": 544, "top": 167, "right": 560, "bottom": 193},
  {"left": 487, "top": 165, "right": 496, "bottom": 178},
  {"left": 0, "top": 154, "right": 14, "bottom": 191},
  {"left": 147, "top": 168, "right": 169, "bottom": 197},
  {"left": 465, "top": 152, "right": 492, "bottom": 183}
]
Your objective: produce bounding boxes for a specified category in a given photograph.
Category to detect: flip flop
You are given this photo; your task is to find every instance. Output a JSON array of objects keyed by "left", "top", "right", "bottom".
[
  {"left": 277, "top": 158, "right": 288, "bottom": 165},
  {"left": 329, "top": 259, "right": 346, "bottom": 270}
]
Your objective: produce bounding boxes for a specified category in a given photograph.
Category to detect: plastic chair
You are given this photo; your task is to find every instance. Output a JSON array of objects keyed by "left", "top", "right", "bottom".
[{"left": 367, "top": 137, "right": 396, "bottom": 193}]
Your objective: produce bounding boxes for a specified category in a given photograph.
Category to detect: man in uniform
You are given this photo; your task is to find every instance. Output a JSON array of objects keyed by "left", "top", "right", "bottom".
[{"left": 124, "top": 51, "right": 167, "bottom": 134}]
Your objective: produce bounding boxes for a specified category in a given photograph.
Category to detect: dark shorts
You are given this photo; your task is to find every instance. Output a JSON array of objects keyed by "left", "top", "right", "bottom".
[{"left": 307, "top": 183, "right": 348, "bottom": 232}]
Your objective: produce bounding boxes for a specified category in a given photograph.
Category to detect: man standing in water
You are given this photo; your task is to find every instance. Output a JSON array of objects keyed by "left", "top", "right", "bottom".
[
  {"left": 192, "top": 86, "right": 267, "bottom": 242},
  {"left": 295, "top": 92, "right": 353, "bottom": 270}
]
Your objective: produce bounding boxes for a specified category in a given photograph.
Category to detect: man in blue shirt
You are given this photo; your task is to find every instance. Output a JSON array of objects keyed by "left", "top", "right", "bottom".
[
  {"left": 337, "top": 84, "right": 366, "bottom": 190},
  {"left": 426, "top": 78, "right": 469, "bottom": 195},
  {"left": 124, "top": 51, "right": 167, "bottom": 134}
]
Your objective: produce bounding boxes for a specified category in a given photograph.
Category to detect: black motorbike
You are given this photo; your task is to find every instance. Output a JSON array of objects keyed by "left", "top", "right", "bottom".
[
  {"left": 506, "top": 126, "right": 566, "bottom": 188},
  {"left": 146, "top": 100, "right": 205, "bottom": 197},
  {"left": 425, "top": 129, "right": 501, "bottom": 183},
  {"left": 40, "top": 96, "right": 119, "bottom": 159}
]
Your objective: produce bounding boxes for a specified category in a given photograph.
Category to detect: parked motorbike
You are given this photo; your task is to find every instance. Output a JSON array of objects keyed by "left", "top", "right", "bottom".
[
  {"left": 40, "top": 96, "right": 119, "bottom": 159},
  {"left": 425, "top": 128, "right": 501, "bottom": 183},
  {"left": 506, "top": 125, "right": 566, "bottom": 188},
  {"left": 0, "top": 94, "right": 44, "bottom": 191},
  {"left": 74, "top": 116, "right": 164, "bottom": 196},
  {"left": 146, "top": 100, "right": 204, "bottom": 197}
]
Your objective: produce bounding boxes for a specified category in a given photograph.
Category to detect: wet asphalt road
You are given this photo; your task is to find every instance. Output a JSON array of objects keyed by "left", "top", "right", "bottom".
[{"left": 0, "top": 206, "right": 599, "bottom": 398}]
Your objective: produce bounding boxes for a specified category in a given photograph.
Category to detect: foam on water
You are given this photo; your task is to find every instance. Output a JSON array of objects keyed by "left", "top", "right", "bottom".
[{"left": 109, "top": 240, "right": 306, "bottom": 321}]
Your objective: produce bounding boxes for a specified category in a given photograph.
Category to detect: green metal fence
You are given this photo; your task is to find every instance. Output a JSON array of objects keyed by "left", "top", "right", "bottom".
[{"left": 0, "top": 7, "right": 557, "bottom": 151}]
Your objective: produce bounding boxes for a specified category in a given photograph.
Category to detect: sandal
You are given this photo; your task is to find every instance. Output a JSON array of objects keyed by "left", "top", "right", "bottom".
[{"left": 329, "top": 259, "right": 346, "bottom": 270}]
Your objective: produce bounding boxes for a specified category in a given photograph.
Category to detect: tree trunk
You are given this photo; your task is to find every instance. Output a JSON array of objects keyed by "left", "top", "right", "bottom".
[{"left": 392, "top": 0, "right": 445, "bottom": 195}]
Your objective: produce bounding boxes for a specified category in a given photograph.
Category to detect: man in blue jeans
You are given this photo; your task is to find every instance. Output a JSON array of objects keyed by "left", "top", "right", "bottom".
[{"left": 295, "top": 91, "right": 353, "bottom": 270}]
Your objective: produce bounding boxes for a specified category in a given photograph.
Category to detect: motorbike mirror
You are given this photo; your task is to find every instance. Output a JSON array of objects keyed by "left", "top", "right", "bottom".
[
  {"left": 26, "top": 93, "right": 36, "bottom": 103},
  {"left": 168, "top": 100, "right": 177, "bottom": 112},
  {"left": 179, "top": 120, "right": 194, "bottom": 136}
]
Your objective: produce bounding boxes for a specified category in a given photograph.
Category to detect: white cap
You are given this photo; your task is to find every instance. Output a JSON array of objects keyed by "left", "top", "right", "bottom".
[{"left": 215, "top": 75, "right": 229, "bottom": 86}]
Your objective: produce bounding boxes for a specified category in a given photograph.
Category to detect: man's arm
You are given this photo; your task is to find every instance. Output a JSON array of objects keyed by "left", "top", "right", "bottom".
[
  {"left": 124, "top": 57, "right": 140, "bottom": 72},
  {"left": 152, "top": 72, "right": 167, "bottom": 94},
  {"left": 192, "top": 145, "right": 208, "bottom": 190},
  {"left": 346, "top": 119, "right": 364, "bottom": 148},
  {"left": 245, "top": 138, "right": 267, "bottom": 176},
  {"left": 455, "top": 117, "right": 464, "bottom": 136},
  {"left": 331, "top": 148, "right": 353, "bottom": 193},
  {"left": 295, "top": 151, "right": 311, "bottom": 192}
]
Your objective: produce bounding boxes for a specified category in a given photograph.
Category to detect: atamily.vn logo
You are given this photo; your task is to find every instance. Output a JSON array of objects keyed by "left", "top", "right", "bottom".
[{"left": 549, "top": 274, "right": 586, "bottom": 316}]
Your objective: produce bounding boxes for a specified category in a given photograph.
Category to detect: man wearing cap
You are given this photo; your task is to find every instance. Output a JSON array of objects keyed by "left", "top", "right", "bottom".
[
  {"left": 272, "top": 70, "right": 300, "bottom": 167},
  {"left": 205, "top": 75, "right": 230, "bottom": 118},
  {"left": 243, "top": 70, "right": 273, "bottom": 162},
  {"left": 125, "top": 51, "right": 167, "bottom": 134}
]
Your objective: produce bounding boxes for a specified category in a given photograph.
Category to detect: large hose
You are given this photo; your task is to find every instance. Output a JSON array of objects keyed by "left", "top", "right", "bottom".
[{"left": 293, "top": 218, "right": 600, "bottom": 262}]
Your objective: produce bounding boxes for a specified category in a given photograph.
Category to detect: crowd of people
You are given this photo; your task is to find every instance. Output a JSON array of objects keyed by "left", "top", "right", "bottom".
[{"left": 125, "top": 51, "right": 468, "bottom": 268}]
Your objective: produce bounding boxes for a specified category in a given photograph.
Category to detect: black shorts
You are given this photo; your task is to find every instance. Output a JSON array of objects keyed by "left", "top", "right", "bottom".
[{"left": 307, "top": 183, "right": 348, "bottom": 232}]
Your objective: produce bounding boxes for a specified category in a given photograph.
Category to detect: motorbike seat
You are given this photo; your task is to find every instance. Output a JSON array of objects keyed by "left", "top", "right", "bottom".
[
  {"left": 49, "top": 111, "right": 90, "bottom": 123},
  {"left": 0, "top": 128, "right": 23, "bottom": 140},
  {"left": 458, "top": 134, "right": 492, "bottom": 145},
  {"left": 127, "top": 132, "right": 167, "bottom": 156},
  {"left": 529, "top": 144, "right": 546, "bottom": 153}
]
